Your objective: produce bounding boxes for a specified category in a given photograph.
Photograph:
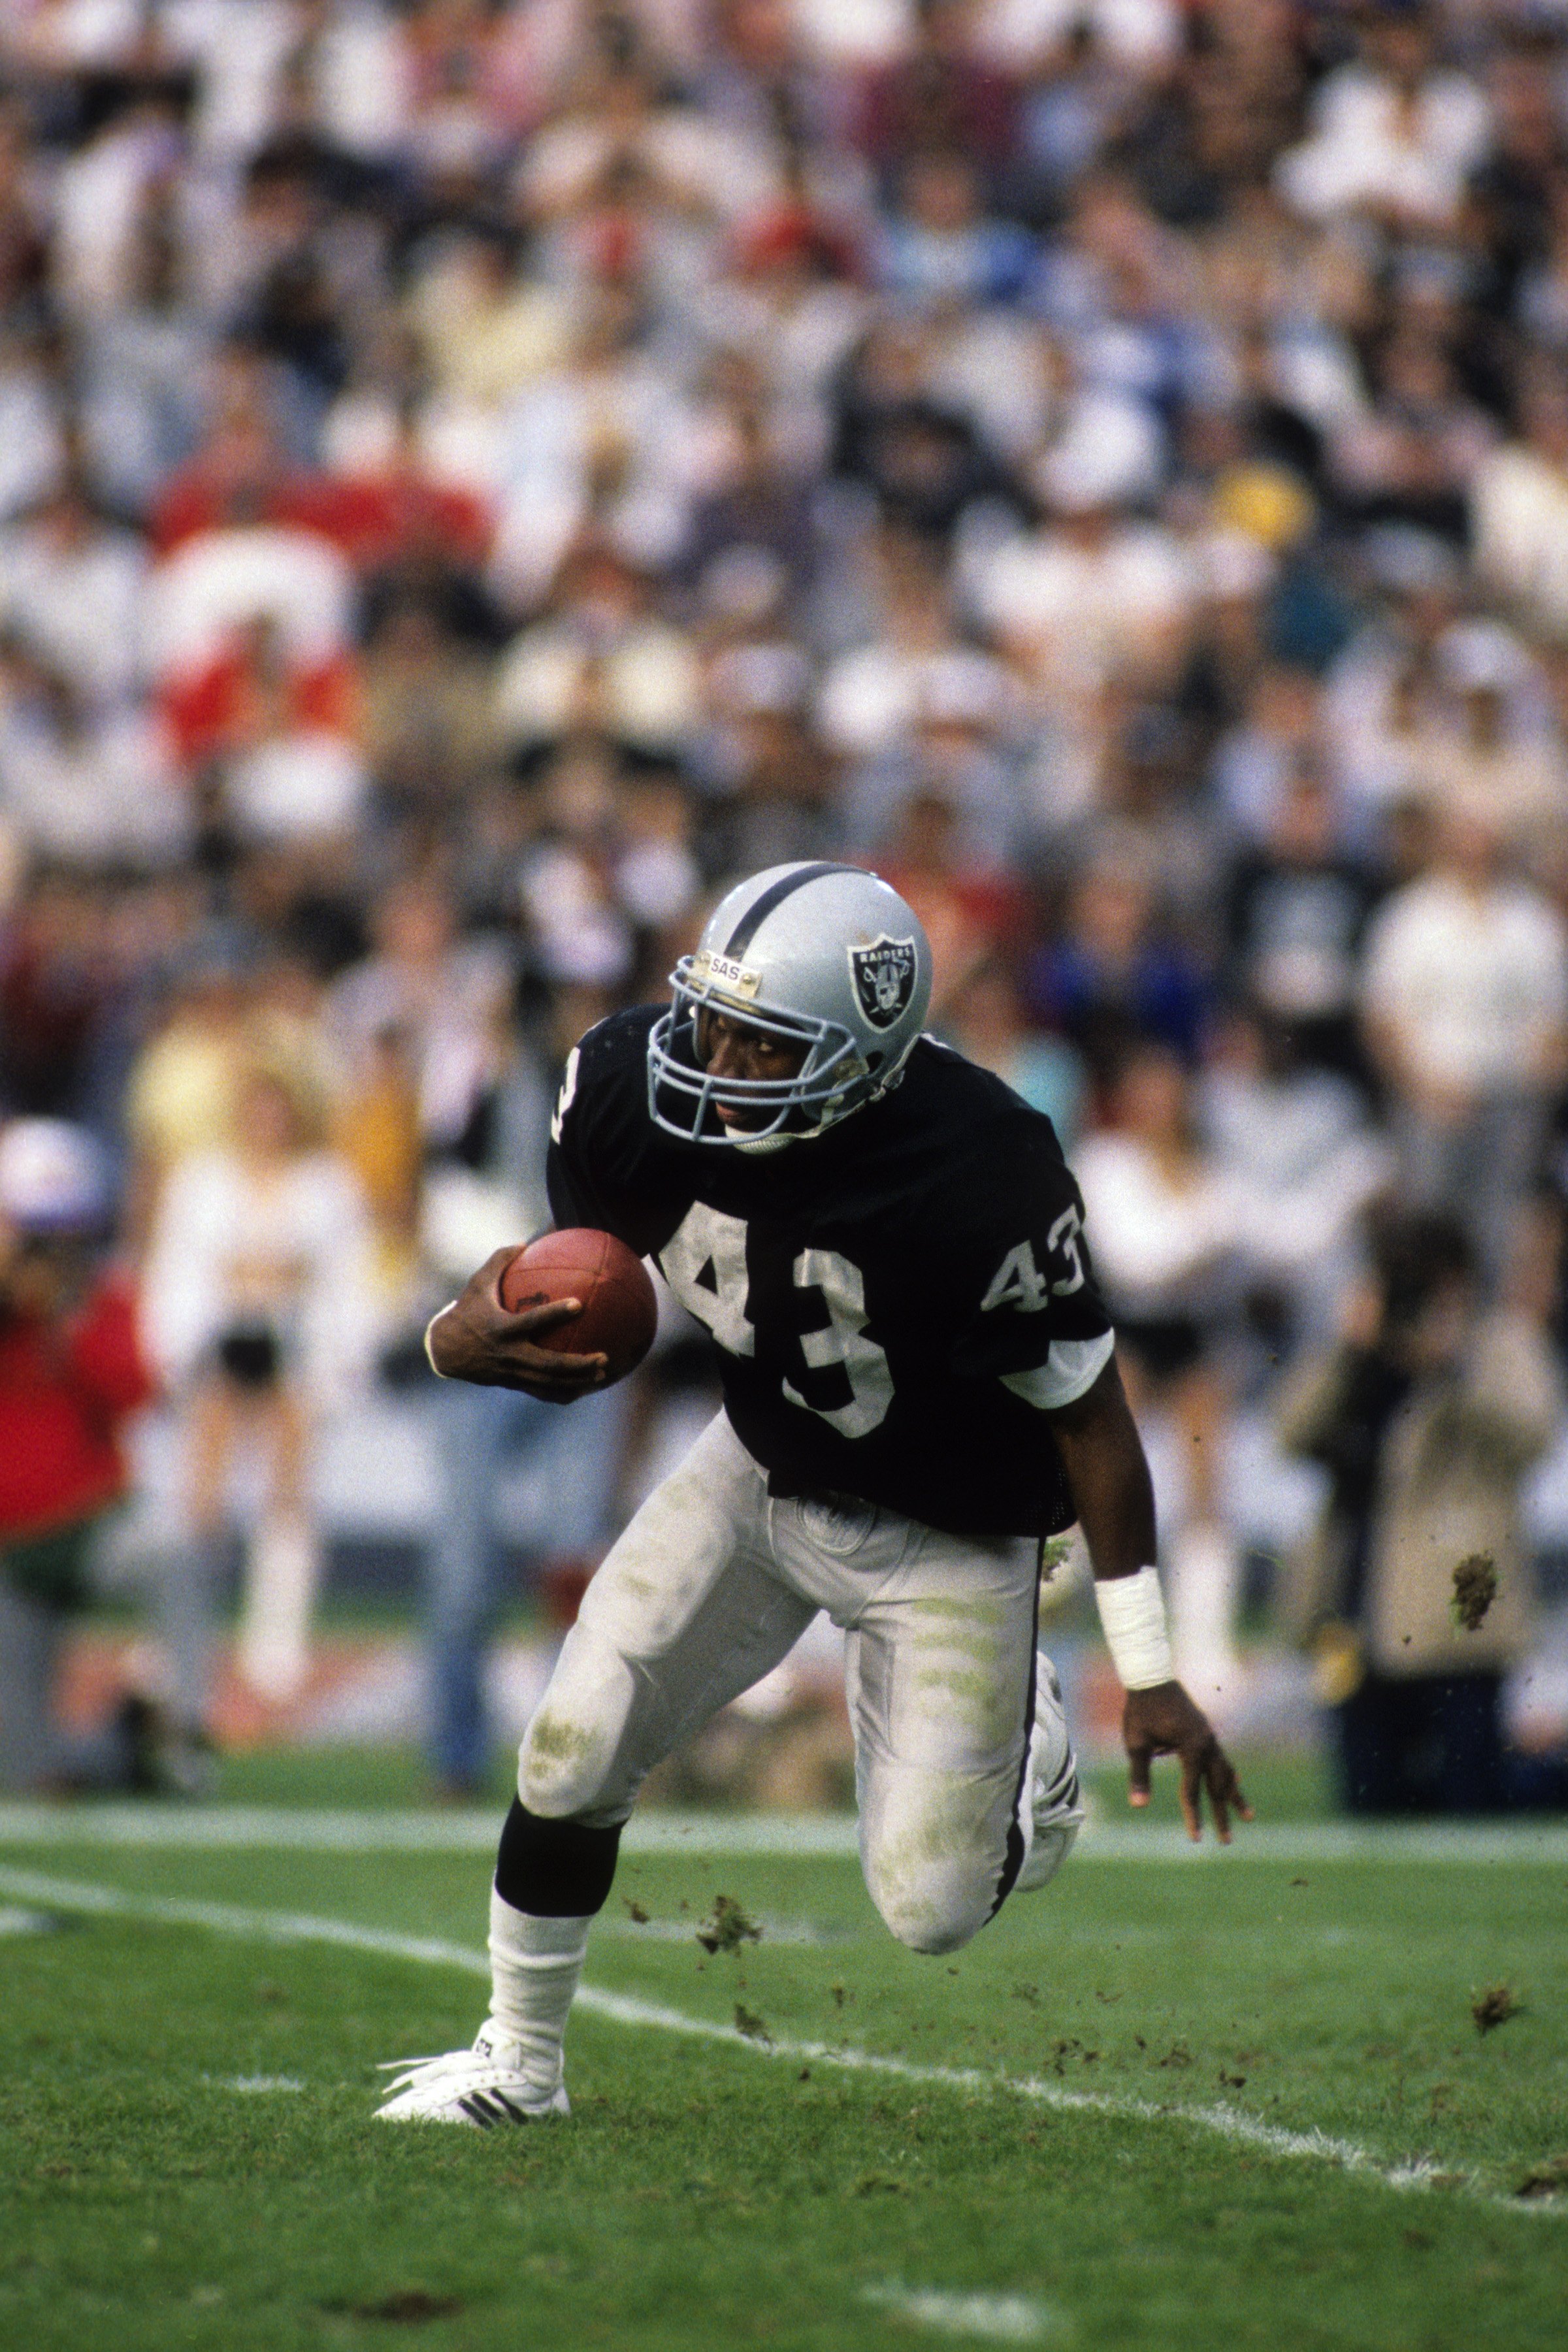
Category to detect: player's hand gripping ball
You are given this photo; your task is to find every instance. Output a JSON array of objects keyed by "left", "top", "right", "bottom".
[{"left": 498, "top": 1229, "right": 658, "bottom": 1386}]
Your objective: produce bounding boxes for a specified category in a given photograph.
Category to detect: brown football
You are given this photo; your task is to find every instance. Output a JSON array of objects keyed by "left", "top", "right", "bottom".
[{"left": 497, "top": 1228, "right": 659, "bottom": 1384}]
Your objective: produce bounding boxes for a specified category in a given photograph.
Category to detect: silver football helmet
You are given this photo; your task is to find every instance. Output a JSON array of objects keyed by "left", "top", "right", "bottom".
[{"left": 647, "top": 862, "right": 933, "bottom": 1145}]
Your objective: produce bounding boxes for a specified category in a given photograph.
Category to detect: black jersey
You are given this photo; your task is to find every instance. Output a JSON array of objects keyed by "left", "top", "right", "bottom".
[{"left": 546, "top": 1006, "right": 1114, "bottom": 1540}]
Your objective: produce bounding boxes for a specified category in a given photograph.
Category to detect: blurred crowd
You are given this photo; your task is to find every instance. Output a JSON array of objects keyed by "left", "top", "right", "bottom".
[{"left": 3, "top": 0, "right": 1568, "bottom": 1810}]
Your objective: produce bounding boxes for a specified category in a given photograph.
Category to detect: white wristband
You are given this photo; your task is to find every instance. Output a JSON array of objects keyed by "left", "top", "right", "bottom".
[
  {"left": 1094, "top": 1567, "right": 1174, "bottom": 1691},
  {"left": 423, "top": 1305, "right": 456, "bottom": 1380}
]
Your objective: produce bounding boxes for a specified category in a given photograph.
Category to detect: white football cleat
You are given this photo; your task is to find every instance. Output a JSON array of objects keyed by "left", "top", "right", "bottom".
[
  {"left": 374, "top": 2024, "right": 568, "bottom": 2127},
  {"left": 1013, "top": 1653, "right": 1085, "bottom": 1895}
]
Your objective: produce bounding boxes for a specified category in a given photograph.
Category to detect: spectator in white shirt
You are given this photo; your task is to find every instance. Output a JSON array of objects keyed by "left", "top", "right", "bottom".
[
  {"left": 1361, "top": 808, "right": 1568, "bottom": 1269},
  {"left": 0, "top": 655, "right": 187, "bottom": 868},
  {"left": 966, "top": 459, "right": 1197, "bottom": 700},
  {"left": 0, "top": 327, "right": 66, "bottom": 522},
  {"left": 328, "top": 876, "right": 515, "bottom": 1156},
  {"left": 1416, "top": 620, "right": 1568, "bottom": 866},
  {"left": 1471, "top": 364, "right": 1568, "bottom": 644},
  {"left": 0, "top": 479, "right": 148, "bottom": 706},
  {"left": 489, "top": 289, "right": 702, "bottom": 607},
  {"left": 980, "top": 0, "right": 1180, "bottom": 71},
  {"left": 493, "top": 542, "right": 701, "bottom": 759},
  {"left": 1200, "top": 1007, "right": 1392, "bottom": 1350},
  {"left": 141, "top": 1057, "right": 381, "bottom": 1708},
  {"left": 1277, "top": 12, "right": 1490, "bottom": 231},
  {"left": 1073, "top": 1045, "right": 1242, "bottom": 1691}
]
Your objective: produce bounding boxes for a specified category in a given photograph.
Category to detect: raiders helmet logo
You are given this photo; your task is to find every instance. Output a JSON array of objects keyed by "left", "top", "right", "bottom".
[{"left": 847, "top": 935, "right": 919, "bottom": 1030}]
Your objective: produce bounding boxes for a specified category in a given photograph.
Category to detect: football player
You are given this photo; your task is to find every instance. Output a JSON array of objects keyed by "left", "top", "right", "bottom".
[{"left": 378, "top": 862, "right": 1249, "bottom": 2126}]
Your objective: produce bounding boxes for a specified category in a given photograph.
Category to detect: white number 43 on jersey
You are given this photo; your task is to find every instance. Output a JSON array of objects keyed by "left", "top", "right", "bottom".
[{"left": 980, "top": 1210, "right": 1085, "bottom": 1314}]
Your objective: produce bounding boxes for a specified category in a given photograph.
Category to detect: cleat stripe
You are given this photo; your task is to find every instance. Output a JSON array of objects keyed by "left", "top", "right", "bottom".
[{"left": 458, "top": 2095, "right": 496, "bottom": 2127}]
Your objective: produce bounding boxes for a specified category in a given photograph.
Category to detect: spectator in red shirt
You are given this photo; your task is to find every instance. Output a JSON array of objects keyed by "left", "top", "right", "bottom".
[
  {"left": 160, "top": 612, "right": 361, "bottom": 774},
  {"left": 876, "top": 789, "right": 1028, "bottom": 1013},
  {"left": 0, "top": 1120, "right": 164, "bottom": 1794},
  {"left": 855, "top": 0, "right": 1019, "bottom": 190}
]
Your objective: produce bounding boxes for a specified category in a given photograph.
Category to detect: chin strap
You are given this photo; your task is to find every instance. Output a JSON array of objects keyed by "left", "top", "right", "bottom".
[{"left": 729, "top": 1128, "right": 800, "bottom": 1154}]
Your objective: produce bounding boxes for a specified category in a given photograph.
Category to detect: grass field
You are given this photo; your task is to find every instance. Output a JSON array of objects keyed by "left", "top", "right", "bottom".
[{"left": 2, "top": 1753, "right": 1566, "bottom": 2351}]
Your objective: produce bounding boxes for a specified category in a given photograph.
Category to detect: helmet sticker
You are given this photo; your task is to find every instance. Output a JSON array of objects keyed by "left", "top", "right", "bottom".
[
  {"left": 693, "top": 947, "right": 762, "bottom": 999},
  {"left": 847, "top": 936, "right": 918, "bottom": 1030}
]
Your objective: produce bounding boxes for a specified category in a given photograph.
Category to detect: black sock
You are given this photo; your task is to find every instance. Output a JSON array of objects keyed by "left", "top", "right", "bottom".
[{"left": 493, "top": 1796, "right": 621, "bottom": 1918}]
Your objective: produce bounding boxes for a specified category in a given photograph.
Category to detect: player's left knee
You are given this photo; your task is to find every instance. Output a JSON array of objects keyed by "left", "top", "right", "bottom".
[
  {"left": 518, "top": 1715, "right": 610, "bottom": 1818},
  {"left": 517, "top": 1628, "right": 635, "bottom": 1818},
  {"left": 518, "top": 1696, "right": 617, "bottom": 1818},
  {"left": 889, "top": 1908, "right": 984, "bottom": 1957},
  {"left": 864, "top": 1863, "right": 992, "bottom": 1957}
]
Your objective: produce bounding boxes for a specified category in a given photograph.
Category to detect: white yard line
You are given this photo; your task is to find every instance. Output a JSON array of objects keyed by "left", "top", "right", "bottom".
[
  {"left": 861, "top": 2283, "right": 1066, "bottom": 2342},
  {"left": 0, "top": 1805, "right": 511, "bottom": 1854},
  {"left": 0, "top": 1904, "right": 59, "bottom": 1936},
  {"left": 0, "top": 1861, "right": 1558, "bottom": 2220},
  {"left": 3, "top": 1805, "right": 1568, "bottom": 1865}
]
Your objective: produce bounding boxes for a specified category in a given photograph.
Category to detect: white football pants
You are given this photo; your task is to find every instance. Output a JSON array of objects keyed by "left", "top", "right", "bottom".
[{"left": 519, "top": 1411, "right": 1045, "bottom": 1955}]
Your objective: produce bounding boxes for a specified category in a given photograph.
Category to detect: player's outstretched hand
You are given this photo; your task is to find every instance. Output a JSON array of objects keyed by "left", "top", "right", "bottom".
[
  {"left": 1122, "top": 1681, "right": 1252, "bottom": 1844},
  {"left": 428, "top": 1247, "right": 609, "bottom": 1401}
]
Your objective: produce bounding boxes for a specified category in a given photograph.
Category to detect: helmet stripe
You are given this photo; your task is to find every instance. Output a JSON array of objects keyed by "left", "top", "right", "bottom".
[{"left": 723, "top": 862, "right": 858, "bottom": 960}]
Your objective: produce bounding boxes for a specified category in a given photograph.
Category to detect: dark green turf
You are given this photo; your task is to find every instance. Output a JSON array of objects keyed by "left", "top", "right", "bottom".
[{"left": 3, "top": 1778, "right": 1566, "bottom": 2351}]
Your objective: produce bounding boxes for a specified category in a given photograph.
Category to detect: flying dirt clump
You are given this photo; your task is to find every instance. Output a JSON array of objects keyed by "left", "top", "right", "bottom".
[
  {"left": 1450, "top": 1554, "right": 1498, "bottom": 1631},
  {"left": 1514, "top": 2155, "right": 1568, "bottom": 2199},
  {"left": 1471, "top": 1984, "right": 1522, "bottom": 2034},
  {"left": 696, "top": 1895, "right": 762, "bottom": 1955}
]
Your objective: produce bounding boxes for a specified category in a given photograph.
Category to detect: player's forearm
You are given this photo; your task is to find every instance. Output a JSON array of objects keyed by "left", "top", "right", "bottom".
[
  {"left": 1045, "top": 1358, "right": 1157, "bottom": 1583},
  {"left": 1048, "top": 1358, "right": 1175, "bottom": 1691}
]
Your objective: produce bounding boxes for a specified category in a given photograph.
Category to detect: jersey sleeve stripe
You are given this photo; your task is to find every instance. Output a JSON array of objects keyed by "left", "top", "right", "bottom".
[{"left": 999, "top": 1330, "right": 1116, "bottom": 1413}]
